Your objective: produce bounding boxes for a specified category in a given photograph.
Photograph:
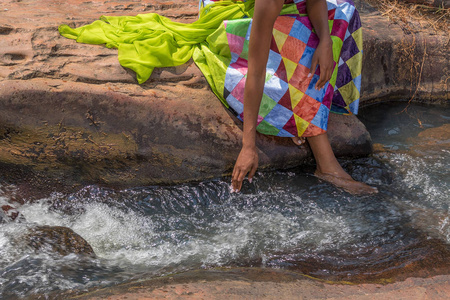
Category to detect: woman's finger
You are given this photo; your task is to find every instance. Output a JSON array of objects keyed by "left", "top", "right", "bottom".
[
  {"left": 326, "top": 68, "right": 332, "bottom": 82},
  {"left": 316, "top": 75, "right": 325, "bottom": 90},
  {"left": 232, "top": 165, "right": 237, "bottom": 179},
  {"left": 316, "top": 65, "right": 333, "bottom": 89},
  {"left": 232, "top": 170, "right": 244, "bottom": 191},
  {"left": 231, "top": 165, "right": 240, "bottom": 188},
  {"left": 233, "top": 165, "right": 247, "bottom": 190},
  {"left": 327, "top": 63, "right": 334, "bottom": 78},
  {"left": 232, "top": 166, "right": 239, "bottom": 186},
  {"left": 248, "top": 163, "right": 258, "bottom": 182},
  {"left": 237, "top": 168, "right": 247, "bottom": 185},
  {"left": 309, "top": 56, "right": 318, "bottom": 77}
]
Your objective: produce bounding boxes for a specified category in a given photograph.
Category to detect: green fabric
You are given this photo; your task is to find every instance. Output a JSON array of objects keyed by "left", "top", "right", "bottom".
[
  {"left": 59, "top": 1, "right": 253, "bottom": 84},
  {"left": 192, "top": 24, "right": 232, "bottom": 107}
]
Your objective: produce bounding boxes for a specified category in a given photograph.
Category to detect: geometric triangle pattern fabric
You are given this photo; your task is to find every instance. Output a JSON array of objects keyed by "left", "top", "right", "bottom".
[{"left": 201, "top": 0, "right": 363, "bottom": 138}]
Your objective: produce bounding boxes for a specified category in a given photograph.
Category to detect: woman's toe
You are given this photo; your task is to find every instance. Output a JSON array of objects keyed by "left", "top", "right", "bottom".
[{"left": 291, "top": 137, "right": 305, "bottom": 146}]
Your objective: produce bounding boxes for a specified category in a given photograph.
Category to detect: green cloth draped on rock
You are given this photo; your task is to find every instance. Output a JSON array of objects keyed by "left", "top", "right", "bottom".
[
  {"left": 59, "top": 1, "right": 255, "bottom": 84},
  {"left": 59, "top": 0, "right": 363, "bottom": 138}
]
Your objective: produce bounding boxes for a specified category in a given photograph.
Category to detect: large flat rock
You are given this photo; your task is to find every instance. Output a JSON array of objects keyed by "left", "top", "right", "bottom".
[{"left": 0, "top": 0, "right": 447, "bottom": 186}]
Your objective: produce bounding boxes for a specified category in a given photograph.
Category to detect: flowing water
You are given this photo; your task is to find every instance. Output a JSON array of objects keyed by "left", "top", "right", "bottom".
[{"left": 0, "top": 102, "right": 449, "bottom": 298}]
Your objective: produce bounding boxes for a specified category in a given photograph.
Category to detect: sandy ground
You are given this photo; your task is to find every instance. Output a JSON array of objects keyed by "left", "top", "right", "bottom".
[{"left": 62, "top": 268, "right": 450, "bottom": 300}]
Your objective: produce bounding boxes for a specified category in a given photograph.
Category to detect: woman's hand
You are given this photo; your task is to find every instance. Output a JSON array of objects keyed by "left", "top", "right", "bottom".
[
  {"left": 310, "top": 38, "right": 334, "bottom": 90},
  {"left": 231, "top": 145, "right": 258, "bottom": 192},
  {"left": 306, "top": 0, "right": 334, "bottom": 90}
]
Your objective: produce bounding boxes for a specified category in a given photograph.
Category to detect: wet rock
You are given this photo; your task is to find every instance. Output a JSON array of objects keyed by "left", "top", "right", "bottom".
[
  {"left": 264, "top": 236, "right": 450, "bottom": 284},
  {"left": 1, "top": 204, "right": 20, "bottom": 222},
  {"left": 416, "top": 123, "right": 450, "bottom": 141},
  {"left": 0, "top": 187, "right": 24, "bottom": 222},
  {"left": 406, "top": 124, "right": 450, "bottom": 155},
  {"left": 25, "top": 225, "right": 95, "bottom": 257}
]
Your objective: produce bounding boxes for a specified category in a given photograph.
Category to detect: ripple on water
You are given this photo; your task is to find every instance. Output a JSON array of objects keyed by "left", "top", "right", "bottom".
[{"left": 0, "top": 102, "right": 449, "bottom": 297}]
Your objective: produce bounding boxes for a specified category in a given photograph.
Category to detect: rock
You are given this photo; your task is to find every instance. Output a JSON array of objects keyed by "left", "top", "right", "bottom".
[
  {"left": 0, "top": 79, "right": 370, "bottom": 186},
  {"left": 0, "top": 204, "right": 20, "bottom": 222},
  {"left": 407, "top": 123, "right": 450, "bottom": 155},
  {"left": 25, "top": 225, "right": 95, "bottom": 257},
  {"left": 0, "top": 185, "right": 24, "bottom": 222},
  {"left": 58, "top": 267, "right": 450, "bottom": 300},
  {"left": 0, "top": 0, "right": 447, "bottom": 186},
  {"left": 417, "top": 123, "right": 450, "bottom": 141},
  {"left": 374, "top": 123, "right": 450, "bottom": 157},
  {"left": 355, "top": 0, "right": 449, "bottom": 104}
]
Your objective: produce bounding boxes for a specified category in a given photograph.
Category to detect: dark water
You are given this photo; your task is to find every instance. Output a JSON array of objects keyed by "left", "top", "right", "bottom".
[{"left": 0, "top": 102, "right": 449, "bottom": 298}]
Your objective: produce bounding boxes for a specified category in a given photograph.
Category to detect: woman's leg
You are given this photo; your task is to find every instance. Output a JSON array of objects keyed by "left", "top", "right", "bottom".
[{"left": 307, "top": 133, "right": 378, "bottom": 194}]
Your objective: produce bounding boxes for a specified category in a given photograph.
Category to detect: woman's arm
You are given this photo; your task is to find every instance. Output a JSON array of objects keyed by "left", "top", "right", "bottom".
[
  {"left": 231, "top": 0, "right": 285, "bottom": 192},
  {"left": 231, "top": 0, "right": 333, "bottom": 192}
]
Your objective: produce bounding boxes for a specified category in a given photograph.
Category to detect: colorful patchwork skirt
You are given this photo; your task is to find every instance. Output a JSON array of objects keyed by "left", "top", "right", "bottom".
[{"left": 59, "top": 0, "right": 362, "bottom": 138}]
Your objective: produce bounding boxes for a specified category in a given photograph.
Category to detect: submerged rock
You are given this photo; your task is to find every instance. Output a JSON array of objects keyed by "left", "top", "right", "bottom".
[
  {"left": 0, "top": 188, "right": 24, "bottom": 222},
  {"left": 408, "top": 124, "right": 450, "bottom": 154},
  {"left": 416, "top": 123, "right": 450, "bottom": 143},
  {"left": 373, "top": 123, "right": 450, "bottom": 156},
  {"left": 25, "top": 225, "right": 95, "bottom": 257},
  {"left": 0, "top": 204, "right": 20, "bottom": 222}
]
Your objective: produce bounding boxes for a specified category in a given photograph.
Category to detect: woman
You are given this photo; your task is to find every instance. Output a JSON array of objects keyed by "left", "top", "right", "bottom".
[
  {"left": 59, "top": 0, "right": 377, "bottom": 194},
  {"left": 228, "top": 0, "right": 377, "bottom": 194}
]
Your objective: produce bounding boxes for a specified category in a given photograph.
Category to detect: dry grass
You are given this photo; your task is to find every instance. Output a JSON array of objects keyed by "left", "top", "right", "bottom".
[
  {"left": 365, "top": 0, "right": 449, "bottom": 112},
  {"left": 367, "top": 0, "right": 450, "bottom": 35}
]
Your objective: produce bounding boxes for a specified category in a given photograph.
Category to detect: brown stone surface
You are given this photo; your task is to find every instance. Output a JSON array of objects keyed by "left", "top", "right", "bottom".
[
  {"left": 407, "top": 123, "right": 450, "bottom": 154},
  {"left": 56, "top": 268, "right": 450, "bottom": 300},
  {"left": 417, "top": 123, "right": 450, "bottom": 141},
  {"left": 374, "top": 123, "right": 450, "bottom": 156},
  {"left": 355, "top": 0, "right": 449, "bottom": 105}
]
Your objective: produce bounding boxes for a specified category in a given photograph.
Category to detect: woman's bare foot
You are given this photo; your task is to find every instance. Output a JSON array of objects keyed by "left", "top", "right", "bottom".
[
  {"left": 291, "top": 136, "right": 306, "bottom": 146},
  {"left": 307, "top": 133, "right": 378, "bottom": 195},
  {"left": 315, "top": 170, "right": 378, "bottom": 195}
]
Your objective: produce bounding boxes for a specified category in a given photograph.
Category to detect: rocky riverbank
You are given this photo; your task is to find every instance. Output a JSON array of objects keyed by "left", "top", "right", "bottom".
[{"left": 54, "top": 268, "right": 450, "bottom": 300}]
